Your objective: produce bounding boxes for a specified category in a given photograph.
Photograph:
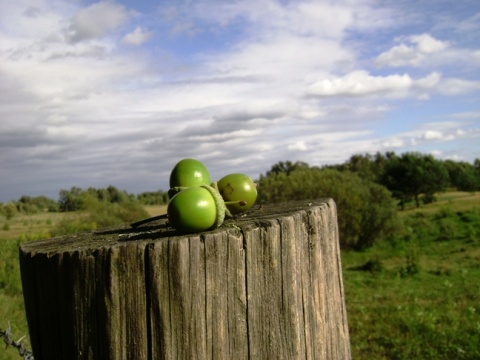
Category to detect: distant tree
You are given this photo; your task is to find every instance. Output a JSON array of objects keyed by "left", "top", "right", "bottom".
[
  {"left": 382, "top": 152, "right": 449, "bottom": 209},
  {"left": 444, "top": 160, "right": 479, "bottom": 192},
  {"left": 475, "top": 158, "right": 480, "bottom": 169},
  {"left": 3, "top": 202, "right": 18, "bottom": 220},
  {"left": 58, "top": 185, "right": 145, "bottom": 213},
  {"left": 266, "top": 160, "right": 310, "bottom": 176},
  {"left": 337, "top": 152, "right": 389, "bottom": 183},
  {"left": 474, "top": 158, "right": 480, "bottom": 190},
  {"left": 257, "top": 166, "right": 399, "bottom": 250},
  {"left": 95, "top": 187, "right": 111, "bottom": 202},
  {"left": 106, "top": 185, "right": 129, "bottom": 203},
  {"left": 137, "top": 190, "right": 169, "bottom": 205},
  {"left": 58, "top": 186, "right": 84, "bottom": 212},
  {"left": 17, "top": 195, "right": 58, "bottom": 213}
]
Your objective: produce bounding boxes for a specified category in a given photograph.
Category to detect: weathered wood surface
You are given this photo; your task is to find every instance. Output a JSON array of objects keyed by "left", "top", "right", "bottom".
[{"left": 20, "top": 199, "right": 351, "bottom": 360}]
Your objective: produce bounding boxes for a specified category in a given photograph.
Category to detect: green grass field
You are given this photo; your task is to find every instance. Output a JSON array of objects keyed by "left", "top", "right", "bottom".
[
  {"left": 1, "top": 195, "right": 479, "bottom": 359},
  {"left": 343, "top": 191, "right": 480, "bottom": 359}
]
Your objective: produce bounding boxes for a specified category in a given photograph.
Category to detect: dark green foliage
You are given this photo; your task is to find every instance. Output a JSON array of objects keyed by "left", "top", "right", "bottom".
[
  {"left": 50, "top": 217, "right": 97, "bottom": 237},
  {"left": 51, "top": 197, "right": 149, "bottom": 236},
  {"left": 58, "top": 186, "right": 84, "bottom": 212},
  {"left": 265, "top": 160, "right": 309, "bottom": 176},
  {"left": 16, "top": 195, "right": 58, "bottom": 214},
  {"left": 329, "top": 152, "right": 391, "bottom": 183},
  {"left": 88, "top": 200, "right": 150, "bottom": 228},
  {"left": 350, "top": 258, "right": 384, "bottom": 273},
  {"left": 58, "top": 185, "right": 135, "bottom": 212},
  {"left": 444, "top": 159, "right": 479, "bottom": 191},
  {"left": 1, "top": 203, "right": 17, "bottom": 220},
  {"left": 381, "top": 152, "right": 450, "bottom": 209},
  {"left": 257, "top": 166, "right": 399, "bottom": 249},
  {"left": 137, "top": 190, "right": 169, "bottom": 205},
  {"left": 359, "top": 180, "right": 399, "bottom": 249},
  {"left": 51, "top": 185, "right": 150, "bottom": 235},
  {"left": 332, "top": 152, "right": 478, "bottom": 209},
  {"left": 0, "top": 239, "right": 23, "bottom": 296}
]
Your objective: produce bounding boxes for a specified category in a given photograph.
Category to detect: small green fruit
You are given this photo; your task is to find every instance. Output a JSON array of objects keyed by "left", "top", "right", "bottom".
[
  {"left": 169, "top": 158, "right": 211, "bottom": 198},
  {"left": 169, "top": 158, "right": 211, "bottom": 188},
  {"left": 167, "top": 185, "right": 225, "bottom": 234},
  {"left": 216, "top": 173, "right": 257, "bottom": 215}
]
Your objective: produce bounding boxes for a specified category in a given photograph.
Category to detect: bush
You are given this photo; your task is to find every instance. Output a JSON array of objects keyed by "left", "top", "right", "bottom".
[
  {"left": 51, "top": 218, "right": 97, "bottom": 237},
  {"left": 2, "top": 203, "right": 17, "bottom": 220},
  {"left": 86, "top": 199, "right": 149, "bottom": 228},
  {"left": 51, "top": 197, "right": 149, "bottom": 236},
  {"left": 257, "top": 166, "right": 399, "bottom": 250}
]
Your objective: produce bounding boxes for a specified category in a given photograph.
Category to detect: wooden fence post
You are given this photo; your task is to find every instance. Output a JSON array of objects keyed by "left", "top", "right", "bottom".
[{"left": 19, "top": 199, "right": 351, "bottom": 359}]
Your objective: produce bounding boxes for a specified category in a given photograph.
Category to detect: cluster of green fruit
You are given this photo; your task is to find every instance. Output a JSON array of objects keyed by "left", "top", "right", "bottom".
[{"left": 163, "top": 158, "right": 257, "bottom": 234}]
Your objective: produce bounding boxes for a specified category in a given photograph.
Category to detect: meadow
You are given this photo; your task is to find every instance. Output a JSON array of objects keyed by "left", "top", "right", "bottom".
[
  {"left": 343, "top": 196, "right": 480, "bottom": 359},
  {"left": 1, "top": 194, "right": 479, "bottom": 359}
]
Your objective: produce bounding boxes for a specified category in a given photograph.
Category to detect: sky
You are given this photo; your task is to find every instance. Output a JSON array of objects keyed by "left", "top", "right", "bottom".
[{"left": 1, "top": 0, "right": 479, "bottom": 202}]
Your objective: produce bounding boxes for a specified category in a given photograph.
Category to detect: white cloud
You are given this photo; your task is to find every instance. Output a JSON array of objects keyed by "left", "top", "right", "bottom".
[
  {"left": 122, "top": 26, "right": 153, "bottom": 45},
  {"left": 376, "top": 44, "right": 420, "bottom": 67},
  {"left": 381, "top": 137, "right": 405, "bottom": 149},
  {"left": 437, "top": 78, "right": 480, "bottom": 95},
  {"left": 365, "top": 121, "right": 480, "bottom": 165},
  {"left": 288, "top": 141, "right": 308, "bottom": 151},
  {"left": 307, "top": 70, "right": 480, "bottom": 99},
  {"left": 379, "top": 121, "right": 480, "bottom": 151},
  {"left": 170, "top": 0, "right": 353, "bottom": 39},
  {"left": 414, "top": 72, "right": 441, "bottom": 89},
  {"left": 375, "top": 33, "right": 449, "bottom": 67},
  {"left": 421, "top": 130, "right": 443, "bottom": 140},
  {"left": 410, "top": 33, "right": 449, "bottom": 53},
  {"left": 0, "top": 0, "right": 479, "bottom": 201},
  {"left": 203, "top": 34, "right": 352, "bottom": 82},
  {"left": 307, "top": 71, "right": 443, "bottom": 97},
  {"left": 66, "top": 1, "right": 130, "bottom": 43}
]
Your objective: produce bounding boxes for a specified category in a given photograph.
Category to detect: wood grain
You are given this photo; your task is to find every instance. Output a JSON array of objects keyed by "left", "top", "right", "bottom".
[{"left": 20, "top": 199, "right": 350, "bottom": 359}]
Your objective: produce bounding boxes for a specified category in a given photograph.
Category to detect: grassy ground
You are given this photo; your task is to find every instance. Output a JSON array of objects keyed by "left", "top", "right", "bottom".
[
  {"left": 402, "top": 191, "right": 480, "bottom": 213},
  {"left": 144, "top": 204, "right": 168, "bottom": 217},
  {"left": 343, "top": 191, "right": 480, "bottom": 359},
  {"left": 1, "top": 195, "right": 479, "bottom": 359}
]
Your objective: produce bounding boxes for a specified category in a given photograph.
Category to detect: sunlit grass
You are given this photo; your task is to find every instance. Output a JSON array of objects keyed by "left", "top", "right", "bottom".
[
  {"left": 343, "top": 198, "right": 480, "bottom": 359},
  {"left": 401, "top": 191, "right": 480, "bottom": 214},
  {"left": 1, "top": 194, "right": 479, "bottom": 359},
  {"left": 144, "top": 204, "right": 168, "bottom": 217}
]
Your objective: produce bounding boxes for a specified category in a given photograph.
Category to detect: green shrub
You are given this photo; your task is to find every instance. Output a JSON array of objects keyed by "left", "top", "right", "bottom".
[
  {"left": 257, "top": 167, "right": 399, "bottom": 250},
  {"left": 86, "top": 200, "right": 149, "bottom": 228},
  {"left": 51, "top": 198, "right": 149, "bottom": 236},
  {"left": 0, "top": 239, "right": 23, "bottom": 296},
  {"left": 352, "top": 258, "right": 384, "bottom": 273},
  {"left": 437, "top": 218, "right": 458, "bottom": 241},
  {"left": 2, "top": 203, "right": 17, "bottom": 220},
  {"left": 50, "top": 218, "right": 97, "bottom": 237}
]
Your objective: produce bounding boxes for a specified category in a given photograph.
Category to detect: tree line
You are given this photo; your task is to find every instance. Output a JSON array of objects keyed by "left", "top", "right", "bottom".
[
  {"left": 1, "top": 151, "right": 478, "bottom": 249},
  {"left": 2, "top": 151, "right": 477, "bottom": 217},
  {"left": 328, "top": 152, "right": 479, "bottom": 208},
  {"left": 0, "top": 186, "right": 169, "bottom": 218},
  {"left": 260, "top": 152, "right": 479, "bottom": 208},
  {"left": 256, "top": 152, "right": 479, "bottom": 250}
]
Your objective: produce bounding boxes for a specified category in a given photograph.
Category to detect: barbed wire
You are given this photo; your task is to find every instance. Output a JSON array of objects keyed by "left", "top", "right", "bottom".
[{"left": 1, "top": 323, "right": 34, "bottom": 360}]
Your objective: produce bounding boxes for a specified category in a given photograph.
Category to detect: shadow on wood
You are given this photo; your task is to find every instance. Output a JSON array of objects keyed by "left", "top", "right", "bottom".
[{"left": 20, "top": 199, "right": 351, "bottom": 359}]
